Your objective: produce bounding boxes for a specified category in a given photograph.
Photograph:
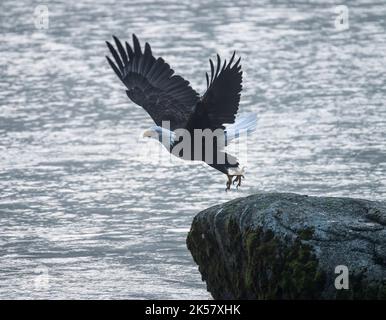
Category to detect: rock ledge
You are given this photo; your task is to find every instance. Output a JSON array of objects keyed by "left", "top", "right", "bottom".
[{"left": 187, "top": 193, "right": 386, "bottom": 299}]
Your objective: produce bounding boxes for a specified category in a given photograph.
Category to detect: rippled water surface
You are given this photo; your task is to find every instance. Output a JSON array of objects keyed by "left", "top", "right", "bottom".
[{"left": 0, "top": 0, "right": 385, "bottom": 299}]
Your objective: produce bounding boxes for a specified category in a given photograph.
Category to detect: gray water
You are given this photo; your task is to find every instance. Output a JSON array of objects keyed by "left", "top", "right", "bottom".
[{"left": 0, "top": 0, "right": 385, "bottom": 299}]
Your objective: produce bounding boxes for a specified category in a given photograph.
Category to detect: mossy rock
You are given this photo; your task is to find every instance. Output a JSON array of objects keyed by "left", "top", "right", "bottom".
[{"left": 187, "top": 193, "right": 386, "bottom": 299}]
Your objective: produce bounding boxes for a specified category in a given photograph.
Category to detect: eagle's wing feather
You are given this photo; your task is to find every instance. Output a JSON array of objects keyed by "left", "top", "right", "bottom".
[
  {"left": 106, "top": 35, "right": 200, "bottom": 130},
  {"left": 188, "top": 52, "right": 242, "bottom": 130}
]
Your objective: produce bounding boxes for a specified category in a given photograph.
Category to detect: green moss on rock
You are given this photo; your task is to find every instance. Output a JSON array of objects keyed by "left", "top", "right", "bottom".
[
  {"left": 297, "top": 227, "right": 314, "bottom": 241},
  {"left": 187, "top": 193, "right": 386, "bottom": 300},
  {"left": 187, "top": 215, "right": 326, "bottom": 299},
  {"left": 242, "top": 225, "right": 325, "bottom": 299}
]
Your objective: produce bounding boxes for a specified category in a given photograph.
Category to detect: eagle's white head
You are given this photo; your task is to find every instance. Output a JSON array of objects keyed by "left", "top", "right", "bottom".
[{"left": 143, "top": 125, "right": 176, "bottom": 149}]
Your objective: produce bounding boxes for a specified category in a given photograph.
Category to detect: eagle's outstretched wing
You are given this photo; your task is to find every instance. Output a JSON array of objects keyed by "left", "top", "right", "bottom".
[
  {"left": 187, "top": 52, "right": 242, "bottom": 131},
  {"left": 106, "top": 34, "right": 200, "bottom": 130}
]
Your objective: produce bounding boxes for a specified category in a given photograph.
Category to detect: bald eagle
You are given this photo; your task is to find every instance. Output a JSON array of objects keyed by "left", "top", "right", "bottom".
[{"left": 106, "top": 34, "right": 256, "bottom": 190}]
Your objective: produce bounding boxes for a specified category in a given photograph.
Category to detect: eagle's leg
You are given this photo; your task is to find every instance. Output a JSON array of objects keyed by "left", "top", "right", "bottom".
[
  {"left": 226, "top": 175, "right": 233, "bottom": 191},
  {"left": 232, "top": 175, "right": 245, "bottom": 188}
]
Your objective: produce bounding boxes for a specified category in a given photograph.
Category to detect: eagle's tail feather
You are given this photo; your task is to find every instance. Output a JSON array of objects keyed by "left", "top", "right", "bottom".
[{"left": 225, "top": 113, "right": 256, "bottom": 144}]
